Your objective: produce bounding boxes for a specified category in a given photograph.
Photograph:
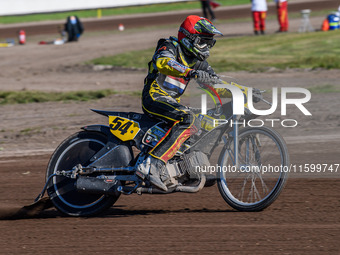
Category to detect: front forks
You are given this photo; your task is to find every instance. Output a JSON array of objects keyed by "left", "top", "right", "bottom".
[
  {"left": 224, "top": 115, "right": 241, "bottom": 168},
  {"left": 233, "top": 115, "right": 240, "bottom": 168}
]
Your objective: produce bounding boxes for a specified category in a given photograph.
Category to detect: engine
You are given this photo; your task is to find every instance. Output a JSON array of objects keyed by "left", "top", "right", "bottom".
[{"left": 165, "top": 150, "right": 210, "bottom": 187}]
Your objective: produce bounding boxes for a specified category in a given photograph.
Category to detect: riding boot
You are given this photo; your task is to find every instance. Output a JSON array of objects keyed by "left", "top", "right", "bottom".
[{"left": 136, "top": 155, "right": 168, "bottom": 192}]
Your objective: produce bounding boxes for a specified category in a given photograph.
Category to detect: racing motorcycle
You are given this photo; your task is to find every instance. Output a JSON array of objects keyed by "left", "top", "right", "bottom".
[{"left": 35, "top": 79, "right": 289, "bottom": 216}]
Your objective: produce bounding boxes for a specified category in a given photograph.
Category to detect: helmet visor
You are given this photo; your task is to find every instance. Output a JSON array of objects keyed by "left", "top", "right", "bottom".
[{"left": 193, "top": 36, "right": 216, "bottom": 49}]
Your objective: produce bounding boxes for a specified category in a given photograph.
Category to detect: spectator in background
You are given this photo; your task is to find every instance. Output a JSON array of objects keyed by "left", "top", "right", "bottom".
[
  {"left": 200, "top": 0, "right": 216, "bottom": 21},
  {"left": 274, "top": 0, "right": 289, "bottom": 32},
  {"left": 321, "top": 11, "right": 340, "bottom": 31},
  {"left": 65, "top": 16, "right": 84, "bottom": 42},
  {"left": 251, "top": 0, "right": 267, "bottom": 35}
]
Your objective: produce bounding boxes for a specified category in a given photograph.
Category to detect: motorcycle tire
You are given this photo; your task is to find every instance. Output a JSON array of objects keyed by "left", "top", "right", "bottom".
[
  {"left": 46, "top": 131, "right": 121, "bottom": 217},
  {"left": 217, "top": 126, "right": 289, "bottom": 212}
]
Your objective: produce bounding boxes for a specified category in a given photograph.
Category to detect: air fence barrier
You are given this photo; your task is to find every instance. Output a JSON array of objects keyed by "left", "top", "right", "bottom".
[{"left": 0, "top": 0, "right": 191, "bottom": 16}]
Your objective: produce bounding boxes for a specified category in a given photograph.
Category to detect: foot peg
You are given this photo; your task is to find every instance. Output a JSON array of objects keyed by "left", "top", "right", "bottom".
[
  {"left": 149, "top": 174, "right": 168, "bottom": 192},
  {"left": 117, "top": 181, "right": 141, "bottom": 195}
]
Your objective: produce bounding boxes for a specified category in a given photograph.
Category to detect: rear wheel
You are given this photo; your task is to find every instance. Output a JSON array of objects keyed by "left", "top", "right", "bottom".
[
  {"left": 46, "top": 131, "right": 121, "bottom": 216},
  {"left": 217, "top": 126, "right": 289, "bottom": 211}
]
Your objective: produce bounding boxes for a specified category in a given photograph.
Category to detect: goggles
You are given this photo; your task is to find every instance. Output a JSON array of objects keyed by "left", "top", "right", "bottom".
[{"left": 193, "top": 36, "right": 216, "bottom": 49}]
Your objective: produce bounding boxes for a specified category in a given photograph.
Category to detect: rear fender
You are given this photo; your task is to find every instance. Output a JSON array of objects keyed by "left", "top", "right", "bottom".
[{"left": 82, "top": 124, "right": 112, "bottom": 137}]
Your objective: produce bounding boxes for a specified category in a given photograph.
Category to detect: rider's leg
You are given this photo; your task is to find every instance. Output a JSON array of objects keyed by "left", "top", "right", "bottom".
[{"left": 139, "top": 89, "right": 200, "bottom": 191}]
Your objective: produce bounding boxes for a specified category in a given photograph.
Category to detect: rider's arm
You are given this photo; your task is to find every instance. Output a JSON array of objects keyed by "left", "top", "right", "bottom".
[
  {"left": 155, "top": 58, "right": 192, "bottom": 77},
  {"left": 153, "top": 41, "right": 192, "bottom": 78}
]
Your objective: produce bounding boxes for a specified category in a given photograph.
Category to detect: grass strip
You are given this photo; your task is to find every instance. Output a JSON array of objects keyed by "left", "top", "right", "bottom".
[
  {"left": 89, "top": 30, "right": 340, "bottom": 72},
  {"left": 212, "top": 31, "right": 340, "bottom": 72},
  {"left": 0, "top": 89, "right": 118, "bottom": 105},
  {"left": 308, "top": 84, "right": 340, "bottom": 93}
]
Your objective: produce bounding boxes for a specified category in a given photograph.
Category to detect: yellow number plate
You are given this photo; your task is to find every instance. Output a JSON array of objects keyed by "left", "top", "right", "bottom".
[{"left": 108, "top": 116, "right": 140, "bottom": 141}]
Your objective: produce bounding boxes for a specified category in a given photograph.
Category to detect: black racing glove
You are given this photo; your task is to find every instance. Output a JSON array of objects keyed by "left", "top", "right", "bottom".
[
  {"left": 252, "top": 88, "right": 263, "bottom": 103},
  {"left": 188, "top": 107, "right": 201, "bottom": 114},
  {"left": 190, "top": 70, "right": 220, "bottom": 85}
]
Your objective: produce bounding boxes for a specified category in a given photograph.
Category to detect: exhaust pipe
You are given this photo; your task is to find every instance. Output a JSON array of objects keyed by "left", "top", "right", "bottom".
[
  {"left": 76, "top": 176, "right": 119, "bottom": 196},
  {"left": 136, "top": 187, "right": 176, "bottom": 194},
  {"left": 77, "top": 175, "right": 206, "bottom": 195},
  {"left": 175, "top": 175, "right": 206, "bottom": 193},
  {"left": 136, "top": 175, "right": 206, "bottom": 194}
]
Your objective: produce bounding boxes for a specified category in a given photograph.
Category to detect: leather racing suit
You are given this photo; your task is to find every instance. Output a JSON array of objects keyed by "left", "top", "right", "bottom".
[{"left": 142, "top": 36, "right": 216, "bottom": 163}]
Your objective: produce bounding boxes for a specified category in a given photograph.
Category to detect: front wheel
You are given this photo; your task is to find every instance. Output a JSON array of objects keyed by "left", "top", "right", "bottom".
[
  {"left": 46, "top": 131, "right": 121, "bottom": 216},
  {"left": 217, "top": 126, "right": 289, "bottom": 211}
]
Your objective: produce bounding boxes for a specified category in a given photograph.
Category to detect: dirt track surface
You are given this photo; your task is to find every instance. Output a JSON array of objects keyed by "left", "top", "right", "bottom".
[
  {"left": 0, "top": 152, "right": 339, "bottom": 254},
  {"left": 0, "top": 2, "right": 340, "bottom": 254}
]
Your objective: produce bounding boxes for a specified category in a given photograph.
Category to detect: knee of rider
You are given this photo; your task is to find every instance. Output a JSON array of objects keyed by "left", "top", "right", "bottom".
[
  {"left": 191, "top": 115, "right": 201, "bottom": 134},
  {"left": 193, "top": 116, "right": 201, "bottom": 130},
  {"left": 182, "top": 112, "right": 201, "bottom": 129}
]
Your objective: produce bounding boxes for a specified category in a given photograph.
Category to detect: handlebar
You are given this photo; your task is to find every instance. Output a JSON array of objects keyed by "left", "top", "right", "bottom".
[
  {"left": 255, "top": 90, "right": 272, "bottom": 106},
  {"left": 194, "top": 76, "right": 272, "bottom": 116},
  {"left": 261, "top": 97, "right": 272, "bottom": 106}
]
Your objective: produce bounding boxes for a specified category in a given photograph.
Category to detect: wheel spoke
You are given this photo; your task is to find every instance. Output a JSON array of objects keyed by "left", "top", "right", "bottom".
[
  {"left": 252, "top": 174, "right": 262, "bottom": 202},
  {"left": 237, "top": 173, "right": 251, "bottom": 201},
  {"left": 256, "top": 171, "right": 270, "bottom": 195}
]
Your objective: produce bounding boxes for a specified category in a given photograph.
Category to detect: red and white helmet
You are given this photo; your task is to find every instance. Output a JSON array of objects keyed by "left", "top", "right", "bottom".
[{"left": 178, "top": 15, "right": 223, "bottom": 61}]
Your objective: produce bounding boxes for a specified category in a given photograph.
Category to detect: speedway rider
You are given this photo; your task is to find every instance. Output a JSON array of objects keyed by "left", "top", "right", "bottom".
[{"left": 136, "top": 15, "right": 223, "bottom": 191}]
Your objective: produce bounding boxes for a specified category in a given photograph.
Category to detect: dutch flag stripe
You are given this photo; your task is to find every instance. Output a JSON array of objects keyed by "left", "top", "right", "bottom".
[{"left": 164, "top": 76, "right": 186, "bottom": 89}]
